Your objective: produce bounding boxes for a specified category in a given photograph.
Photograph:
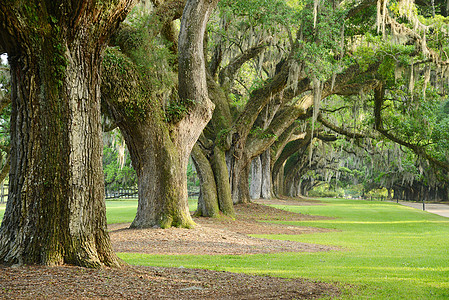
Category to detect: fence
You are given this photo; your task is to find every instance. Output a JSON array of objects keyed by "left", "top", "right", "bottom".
[
  {"left": 1, "top": 185, "right": 199, "bottom": 202},
  {"left": 105, "top": 188, "right": 138, "bottom": 199}
]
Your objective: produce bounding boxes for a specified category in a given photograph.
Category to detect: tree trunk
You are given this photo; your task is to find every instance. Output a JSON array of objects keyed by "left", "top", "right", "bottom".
[
  {"left": 191, "top": 144, "right": 235, "bottom": 218},
  {"left": 260, "top": 150, "right": 271, "bottom": 199},
  {"left": 238, "top": 163, "right": 251, "bottom": 204},
  {"left": 272, "top": 162, "right": 285, "bottom": 197},
  {"left": 250, "top": 156, "right": 262, "bottom": 199},
  {"left": 249, "top": 150, "right": 272, "bottom": 200},
  {"left": 131, "top": 132, "right": 194, "bottom": 228},
  {"left": 101, "top": 0, "right": 218, "bottom": 228},
  {"left": 191, "top": 144, "right": 220, "bottom": 218},
  {"left": 102, "top": 61, "right": 196, "bottom": 228},
  {"left": 0, "top": 0, "right": 134, "bottom": 267},
  {"left": 211, "top": 146, "right": 235, "bottom": 217}
]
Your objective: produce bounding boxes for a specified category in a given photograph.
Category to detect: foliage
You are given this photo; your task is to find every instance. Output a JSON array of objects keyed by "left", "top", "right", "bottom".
[
  {"left": 308, "top": 183, "right": 344, "bottom": 198},
  {"left": 164, "top": 98, "right": 196, "bottom": 123},
  {"left": 103, "top": 129, "right": 137, "bottom": 191},
  {"left": 249, "top": 126, "right": 277, "bottom": 140}
]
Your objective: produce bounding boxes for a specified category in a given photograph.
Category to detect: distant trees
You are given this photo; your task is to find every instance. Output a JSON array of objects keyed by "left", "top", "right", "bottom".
[{"left": 197, "top": 0, "right": 449, "bottom": 202}]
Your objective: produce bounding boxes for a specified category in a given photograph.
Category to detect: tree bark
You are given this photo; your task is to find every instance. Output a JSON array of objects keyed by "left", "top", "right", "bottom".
[
  {"left": 250, "top": 156, "right": 262, "bottom": 199},
  {"left": 191, "top": 144, "right": 235, "bottom": 218},
  {"left": 101, "top": 0, "right": 218, "bottom": 228},
  {"left": 260, "top": 150, "right": 271, "bottom": 199},
  {"left": 130, "top": 132, "right": 194, "bottom": 228},
  {"left": 191, "top": 144, "right": 220, "bottom": 218},
  {"left": 102, "top": 47, "right": 195, "bottom": 228},
  {"left": 0, "top": 0, "right": 134, "bottom": 267},
  {"left": 238, "top": 163, "right": 251, "bottom": 204}
]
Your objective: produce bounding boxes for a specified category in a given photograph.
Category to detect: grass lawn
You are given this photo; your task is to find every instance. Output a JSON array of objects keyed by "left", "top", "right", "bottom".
[
  {"left": 105, "top": 198, "right": 198, "bottom": 224},
  {"left": 0, "top": 198, "right": 198, "bottom": 225},
  {"left": 1, "top": 198, "right": 448, "bottom": 298},
  {"left": 118, "top": 198, "right": 449, "bottom": 299}
]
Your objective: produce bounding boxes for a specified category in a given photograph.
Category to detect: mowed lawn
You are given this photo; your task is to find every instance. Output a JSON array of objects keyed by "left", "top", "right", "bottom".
[
  {"left": 118, "top": 198, "right": 449, "bottom": 299},
  {"left": 104, "top": 198, "right": 198, "bottom": 224},
  {"left": 0, "top": 198, "right": 198, "bottom": 224},
  {"left": 1, "top": 198, "right": 448, "bottom": 298}
]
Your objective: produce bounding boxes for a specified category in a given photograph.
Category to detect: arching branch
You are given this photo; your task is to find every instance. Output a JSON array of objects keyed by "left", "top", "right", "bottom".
[
  {"left": 219, "top": 40, "right": 270, "bottom": 88},
  {"left": 317, "top": 114, "right": 370, "bottom": 139},
  {"left": 374, "top": 84, "right": 449, "bottom": 172}
]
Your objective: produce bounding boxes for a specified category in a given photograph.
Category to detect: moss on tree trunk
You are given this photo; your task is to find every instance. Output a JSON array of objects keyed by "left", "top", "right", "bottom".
[{"left": 0, "top": 0, "right": 134, "bottom": 267}]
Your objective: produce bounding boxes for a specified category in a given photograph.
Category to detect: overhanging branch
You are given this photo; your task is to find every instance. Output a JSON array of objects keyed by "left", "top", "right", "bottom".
[
  {"left": 373, "top": 84, "right": 449, "bottom": 172},
  {"left": 317, "top": 114, "right": 369, "bottom": 139}
]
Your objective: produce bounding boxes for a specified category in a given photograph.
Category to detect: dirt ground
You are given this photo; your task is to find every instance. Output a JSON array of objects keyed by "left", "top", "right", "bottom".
[{"left": 0, "top": 198, "right": 342, "bottom": 299}]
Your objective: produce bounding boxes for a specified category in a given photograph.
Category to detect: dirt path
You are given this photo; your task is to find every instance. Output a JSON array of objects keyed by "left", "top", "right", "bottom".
[{"left": 0, "top": 198, "right": 342, "bottom": 299}]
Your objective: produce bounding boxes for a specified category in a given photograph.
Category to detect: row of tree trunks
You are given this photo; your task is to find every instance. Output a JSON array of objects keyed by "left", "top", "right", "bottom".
[{"left": 392, "top": 185, "right": 449, "bottom": 202}]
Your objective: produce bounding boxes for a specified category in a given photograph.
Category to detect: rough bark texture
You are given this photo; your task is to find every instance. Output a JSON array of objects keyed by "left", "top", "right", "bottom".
[
  {"left": 0, "top": 0, "right": 135, "bottom": 267},
  {"left": 101, "top": 0, "right": 218, "bottom": 228},
  {"left": 102, "top": 47, "right": 195, "bottom": 229},
  {"left": 211, "top": 146, "right": 235, "bottom": 217}
]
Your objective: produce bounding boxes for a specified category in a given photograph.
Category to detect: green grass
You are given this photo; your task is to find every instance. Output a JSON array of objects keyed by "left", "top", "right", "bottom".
[
  {"left": 118, "top": 198, "right": 449, "bottom": 299},
  {"left": 0, "top": 203, "right": 4, "bottom": 221},
  {"left": 0, "top": 198, "right": 198, "bottom": 225},
  {"left": 1, "top": 197, "right": 448, "bottom": 298},
  {"left": 105, "top": 198, "right": 198, "bottom": 224}
]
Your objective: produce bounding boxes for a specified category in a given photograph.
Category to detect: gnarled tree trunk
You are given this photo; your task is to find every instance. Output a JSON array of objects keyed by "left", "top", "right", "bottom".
[
  {"left": 0, "top": 0, "right": 134, "bottom": 267},
  {"left": 102, "top": 0, "right": 218, "bottom": 228}
]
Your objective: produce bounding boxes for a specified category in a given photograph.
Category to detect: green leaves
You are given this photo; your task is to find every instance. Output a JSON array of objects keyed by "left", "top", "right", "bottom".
[{"left": 219, "top": 0, "right": 298, "bottom": 28}]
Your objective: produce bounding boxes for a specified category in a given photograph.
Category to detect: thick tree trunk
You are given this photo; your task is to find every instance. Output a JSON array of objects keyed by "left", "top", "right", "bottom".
[
  {"left": 0, "top": 0, "right": 134, "bottom": 266},
  {"left": 238, "top": 164, "right": 251, "bottom": 204},
  {"left": 211, "top": 146, "right": 235, "bottom": 216},
  {"left": 249, "top": 151, "right": 271, "bottom": 199},
  {"left": 191, "top": 144, "right": 235, "bottom": 218},
  {"left": 101, "top": 0, "right": 217, "bottom": 228},
  {"left": 131, "top": 133, "right": 194, "bottom": 228},
  {"left": 101, "top": 68, "right": 196, "bottom": 228}
]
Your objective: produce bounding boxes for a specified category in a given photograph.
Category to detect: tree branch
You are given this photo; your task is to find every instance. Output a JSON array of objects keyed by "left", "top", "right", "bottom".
[
  {"left": 373, "top": 84, "right": 449, "bottom": 172},
  {"left": 317, "top": 114, "right": 369, "bottom": 139},
  {"left": 219, "top": 39, "right": 270, "bottom": 88}
]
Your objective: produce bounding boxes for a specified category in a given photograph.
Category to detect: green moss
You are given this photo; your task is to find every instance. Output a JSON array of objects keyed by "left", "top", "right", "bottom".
[
  {"left": 216, "top": 128, "right": 231, "bottom": 149},
  {"left": 164, "top": 98, "right": 196, "bottom": 123},
  {"left": 103, "top": 47, "right": 153, "bottom": 122},
  {"left": 249, "top": 126, "right": 278, "bottom": 140}
]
